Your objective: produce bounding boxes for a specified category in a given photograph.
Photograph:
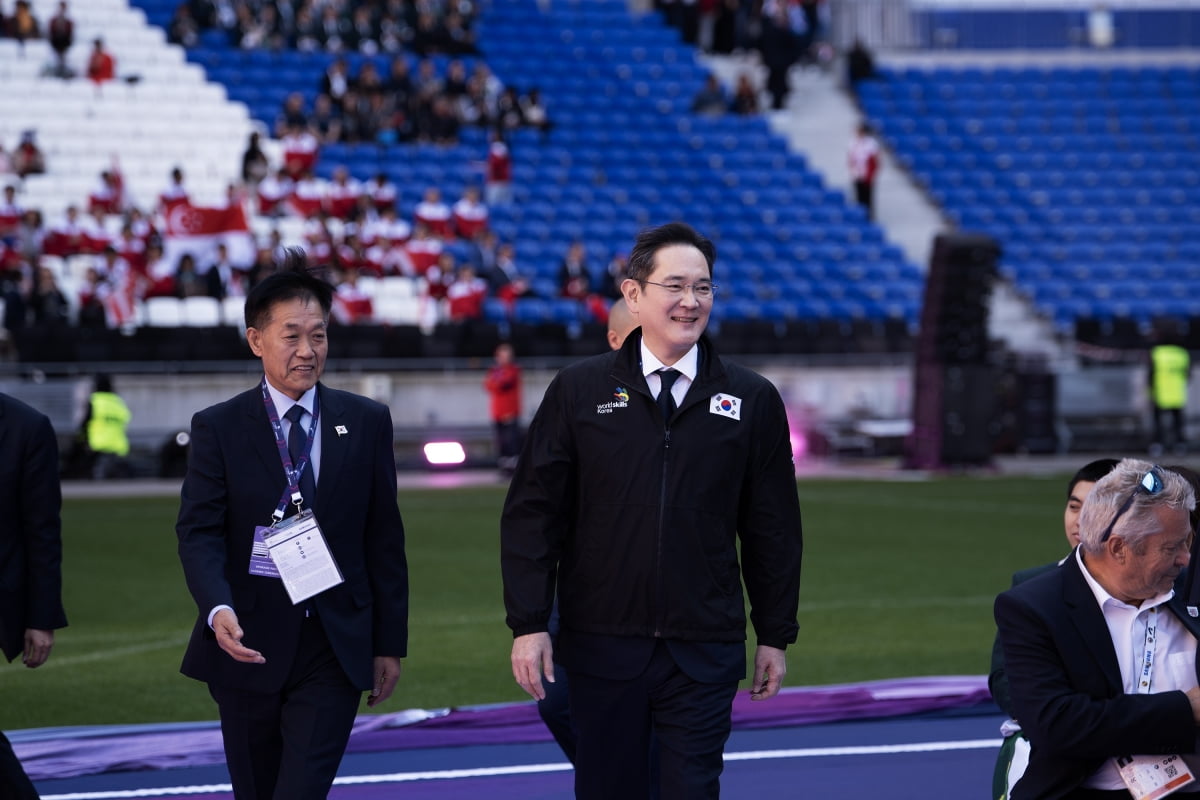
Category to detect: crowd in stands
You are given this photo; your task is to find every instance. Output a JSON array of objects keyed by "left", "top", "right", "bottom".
[{"left": 168, "top": 0, "right": 480, "bottom": 57}]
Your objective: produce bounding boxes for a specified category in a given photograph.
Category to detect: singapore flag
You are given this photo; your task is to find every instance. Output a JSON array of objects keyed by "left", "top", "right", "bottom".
[{"left": 162, "top": 198, "right": 256, "bottom": 270}]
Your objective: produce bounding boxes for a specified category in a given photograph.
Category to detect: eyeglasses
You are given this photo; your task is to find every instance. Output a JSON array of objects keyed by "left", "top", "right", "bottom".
[
  {"left": 1098, "top": 466, "right": 1165, "bottom": 543},
  {"left": 642, "top": 280, "right": 718, "bottom": 299}
]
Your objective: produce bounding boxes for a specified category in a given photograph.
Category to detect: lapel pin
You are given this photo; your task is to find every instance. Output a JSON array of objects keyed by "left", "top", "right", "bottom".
[{"left": 335, "top": 425, "right": 348, "bottom": 437}]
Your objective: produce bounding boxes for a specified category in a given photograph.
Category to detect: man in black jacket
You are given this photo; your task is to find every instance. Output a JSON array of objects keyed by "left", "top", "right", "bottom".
[{"left": 501, "top": 222, "right": 803, "bottom": 799}]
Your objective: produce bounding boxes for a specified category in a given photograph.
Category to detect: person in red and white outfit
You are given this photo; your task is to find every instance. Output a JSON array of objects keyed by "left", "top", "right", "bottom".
[
  {"left": 847, "top": 121, "right": 880, "bottom": 220},
  {"left": 361, "top": 205, "right": 411, "bottom": 249},
  {"left": 324, "top": 166, "right": 362, "bottom": 221},
  {"left": 366, "top": 172, "right": 398, "bottom": 214},
  {"left": 404, "top": 221, "right": 443, "bottom": 277},
  {"left": 281, "top": 124, "right": 320, "bottom": 180},
  {"left": 0, "top": 185, "right": 22, "bottom": 239},
  {"left": 288, "top": 169, "right": 326, "bottom": 218},
  {"left": 485, "top": 132, "right": 513, "bottom": 207},
  {"left": 445, "top": 262, "right": 488, "bottom": 321},
  {"left": 413, "top": 186, "right": 453, "bottom": 238},
  {"left": 452, "top": 185, "right": 488, "bottom": 240},
  {"left": 332, "top": 268, "right": 375, "bottom": 325},
  {"left": 256, "top": 168, "right": 294, "bottom": 218},
  {"left": 158, "top": 166, "right": 189, "bottom": 214}
]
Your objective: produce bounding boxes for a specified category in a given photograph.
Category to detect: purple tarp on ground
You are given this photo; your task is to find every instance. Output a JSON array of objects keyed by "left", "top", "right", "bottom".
[{"left": 12, "top": 675, "right": 993, "bottom": 781}]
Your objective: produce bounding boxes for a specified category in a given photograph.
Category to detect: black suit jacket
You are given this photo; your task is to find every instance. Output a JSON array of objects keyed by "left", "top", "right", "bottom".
[
  {"left": 0, "top": 393, "right": 68, "bottom": 662},
  {"left": 994, "top": 550, "right": 1200, "bottom": 800},
  {"left": 177, "top": 382, "right": 408, "bottom": 693}
]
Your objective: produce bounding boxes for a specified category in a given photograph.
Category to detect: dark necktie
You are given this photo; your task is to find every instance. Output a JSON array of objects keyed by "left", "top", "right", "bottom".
[
  {"left": 285, "top": 404, "right": 317, "bottom": 510},
  {"left": 657, "top": 368, "right": 680, "bottom": 421}
]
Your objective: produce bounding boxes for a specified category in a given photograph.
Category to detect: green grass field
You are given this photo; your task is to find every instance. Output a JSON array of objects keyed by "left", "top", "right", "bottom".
[{"left": 0, "top": 474, "right": 1070, "bottom": 731}]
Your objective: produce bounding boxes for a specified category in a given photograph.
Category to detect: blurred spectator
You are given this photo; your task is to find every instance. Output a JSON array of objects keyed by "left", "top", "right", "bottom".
[
  {"left": 603, "top": 252, "right": 629, "bottom": 300},
  {"left": 424, "top": 250, "right": 454, "bottom": 304},
  {"left": 167, "top": 2, "right": 200, "bottom": 48},
  {"left": 495, "top": 86, "right": 524, "bottom": 134},
  {"left": 485, "top": 132, "right": 513, "bottom": 207},
  {"left": 558, "top": 240, "right": 592, "bottom": 300},
  {"left": 280, "top": 123, "right": 319, "bottom": 178},
  {"left": 158, "top": 166, "right": 188, "bottom": 210},
  {"left": 76, "top": 266, "right": 109, "bottom": 327},
  {"left": 759, "top": 4, "right": 798, "bottom": 110},
  {"left": 87, "top": 166, "right": 126, "bottom": 217},
  {"left": 241, "top": 131, "right": 268, "bottom": 187},
  {"left": 404, "top": 221, "right": 443, "bottom": 276},
  {"left": 12, "top": 131, "right": 45, "bottom": 178},
  {"left": 691, "top": 74, "right": 727, "bottom": 115},
  {"left": 366, "top": 172, "right": 397, "bottom": 214},
  {"left": 275, "top": 92, "right": 309, "bottom": 138},
  {"left": 452, "top": 185, "right": 488, "bottom": 240},
  {"left": 848, "top": 121, "right": 880, "bottom": 220},
  {"left": 204, "top": 242, "right": 248, "bottom": 300},
  {"left": 309, "top": 93, "right": 343, "bottom": 144},
  {"left": 484, "top": 342, "right": 521, "bottom": 474},
  {"left": 15, "top": 209, "right": 44, "bottom": 264},
  {"left": 413, "top": 187, "right": 452, "bottom": 238},
  {"left": 520, "top": 88, "right": 552, "bottom": 139},
  {"left": 256, "top": 167, "right": 293, "bottom": 217},
  {"left": 0, "top": 185, "right": 21, "bottom": 239},
  {"left": 46, "top": 1, "right": 73, "bottom": 78},
  {"left": 142, "top": 240, "right": 176, "bottom": 298},
  {"left": 489, "top": 241, "right": 533, "bottom": 303},
  {"left": 729, "top": 73, "right": 760, "bottom": 115},
  {"left": 321, "top": 56, "right": 352, "bottom": 108},
  {"left": 5, "top": 0, "right": 38, "bottom": 43},
  {"left": 445, "top": 263, "right": 487, "bottom": 321},
  {"left": 174, "top": 253, "right": 206, "bottom": 298},
  {"left": 85, "top": 37, "right": 115, "bottom": 85},
  {"left": 332, "top": 268, "right": 373, "bottom": 324},
  {"left": 29, "top": 263, "right": 69, "bottom": 326},
  {"left": 43, "top": 206, "right": 92, "bottom": 257},
  {"left": 845, "top": 38, "right": 876, "bottom": 90},
  {"left": 426, "top": 95, "right": 460, "bottom": 144},
  {"left": 289, "top": 169, "right": 325, "bottom": 218},
  {"left": 325, "top": 166, "right": 362, "bottom": 220}
]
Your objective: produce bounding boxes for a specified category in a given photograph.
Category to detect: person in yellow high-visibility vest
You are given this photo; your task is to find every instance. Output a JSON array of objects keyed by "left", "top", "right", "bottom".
[
  {"left": 1150, "top": 339, "right": 1190, "bottom": 454},
  {"left": 83, "top": 374, "right": 131, "bottom": 479}
]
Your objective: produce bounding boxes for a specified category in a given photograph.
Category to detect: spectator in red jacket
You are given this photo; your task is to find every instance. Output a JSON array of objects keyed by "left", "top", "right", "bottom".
[
  {"left": 483, "top": 342, "right": 522, "bottom": 474},
  {"left": 848, "top": 121, "right": 880, "bottom": 220},
  {"left": 85, "top": 37, "right": 115, "bottom": 85}
]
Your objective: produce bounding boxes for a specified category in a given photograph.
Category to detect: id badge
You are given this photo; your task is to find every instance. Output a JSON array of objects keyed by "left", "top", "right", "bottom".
[
  {"left": 1116, "top": 754, "right": 1195, "bottom": 800},
  {"left": 249, "top": 525, "right": 281, "bottom": 578},
  {"left": 261, "top": 510, "right": 344, "bottom": 605}
]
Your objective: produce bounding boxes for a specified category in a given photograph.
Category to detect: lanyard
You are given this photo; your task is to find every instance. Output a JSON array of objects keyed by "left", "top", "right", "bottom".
[
  {"left": 1136, "top": 606, "right": 1159, "bottom": 694},
  {"left": 260, "top": 378, "right": 320, "bottom": 521}
]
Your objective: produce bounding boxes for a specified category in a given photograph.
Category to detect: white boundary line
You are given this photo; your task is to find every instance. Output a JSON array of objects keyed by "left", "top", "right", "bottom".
[{"left": 41, "top": 738, "right": 1002, "bottom": 799}]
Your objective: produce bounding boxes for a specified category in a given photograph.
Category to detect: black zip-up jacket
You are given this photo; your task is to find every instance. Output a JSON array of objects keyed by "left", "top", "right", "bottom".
[{"left": 501, "top": 332, "right": 803, "bottom": 649}]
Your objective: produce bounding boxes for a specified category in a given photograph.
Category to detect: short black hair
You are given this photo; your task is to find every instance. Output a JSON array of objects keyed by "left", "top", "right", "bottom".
[
  {"left": 626, "top": 222, "right": 715, "bottom": 283},
  {"left": 1067, "top": 458, "right": 1120, "bottom": 500},
  {"left": 243, "top": 247, "right": 333, "bottom": 331}
]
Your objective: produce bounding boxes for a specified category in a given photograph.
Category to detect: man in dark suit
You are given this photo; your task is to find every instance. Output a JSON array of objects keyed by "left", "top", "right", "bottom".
[
  {"left": 0, "top": 392, "right": 68, "bottom": 799},
  {"left": 995, "top": 459, "right": 1200, "bottom": 800},
  {"left": 502, "top": 223, "right": 803, "bottom": 799},
  {"left": 176, "top": 250, "right": 408, "bottom": 800},
  {"left": 988, "top": 458, "right": 1119, "bottom": 798}
]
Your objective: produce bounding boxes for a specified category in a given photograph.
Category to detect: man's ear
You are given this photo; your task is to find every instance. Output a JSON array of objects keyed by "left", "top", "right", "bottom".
[
  {"left": 621, "top": 278, "right": 640, "bottom": 311},
  {"left": 246, "top": 327, "right": 264, "bottom": 358}
]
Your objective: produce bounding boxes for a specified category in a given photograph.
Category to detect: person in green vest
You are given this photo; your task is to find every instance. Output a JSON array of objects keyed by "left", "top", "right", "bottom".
[
  {"left": 83, "top": 373, "right": 131, "bottom": 480},
  {"left": 1150, "top": 333, "right": 1191, "bottom": 456}
]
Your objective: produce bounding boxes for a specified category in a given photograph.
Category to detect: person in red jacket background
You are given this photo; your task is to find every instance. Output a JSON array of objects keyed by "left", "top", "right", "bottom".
[
  {"left": 483, "top": 342, "right": 521, "bottom": 475},
  {"left": 848, "top": 121, "right": 880, "bottom": 220}
]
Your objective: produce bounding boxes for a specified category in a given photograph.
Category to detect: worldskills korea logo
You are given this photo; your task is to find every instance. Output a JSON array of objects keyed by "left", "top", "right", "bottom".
[{"left": 596, "top": 387, "right": 630, "bottom": 415}]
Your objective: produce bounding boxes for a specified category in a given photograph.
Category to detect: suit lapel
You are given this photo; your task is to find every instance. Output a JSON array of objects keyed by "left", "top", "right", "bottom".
[
  {"left": 244, "top": 387, "right": 287, "bottom": 486},
  {"left": 1062, "top": 552, "right": 1125, "bottom": 692}
]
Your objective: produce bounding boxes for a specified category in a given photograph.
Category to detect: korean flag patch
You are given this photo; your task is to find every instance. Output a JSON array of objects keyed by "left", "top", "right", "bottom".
[{"left": 710, "top": 393, "right": 741, "bottom": 421}]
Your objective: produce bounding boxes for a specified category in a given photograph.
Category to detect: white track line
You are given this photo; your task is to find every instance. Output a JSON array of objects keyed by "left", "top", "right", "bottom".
[{"left": 41, "top": 738, "right": 1001, "bottom": 799}]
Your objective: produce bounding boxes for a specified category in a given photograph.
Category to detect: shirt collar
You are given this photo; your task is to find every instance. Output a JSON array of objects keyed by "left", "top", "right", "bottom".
[
  {"left": 264, "top": 378, "right": 316, "bottom": 420},
  {"left": 640, "top": 337, "right": 699, "bottom": 384}
]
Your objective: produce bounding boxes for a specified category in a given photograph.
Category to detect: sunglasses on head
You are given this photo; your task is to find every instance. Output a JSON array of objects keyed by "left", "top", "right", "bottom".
[{"left": 1098, "top": 466, "right": 1165, "bottom": 543}]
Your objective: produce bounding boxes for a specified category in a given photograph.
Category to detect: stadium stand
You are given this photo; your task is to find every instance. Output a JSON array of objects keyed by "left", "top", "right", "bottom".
[
  {"left": 858, "top": 61, "right": 1200, "bottom": 352},
  {"left": 0, "top": 0, "right": 927, "bottom": 361}
]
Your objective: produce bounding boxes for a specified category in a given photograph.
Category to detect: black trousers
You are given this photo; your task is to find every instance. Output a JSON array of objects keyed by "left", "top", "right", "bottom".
[
  {"left": 0, "top": 730, "right": 39, "bottom": 800},
  {"left": 567, "top": 640, "right": 737, "bottom": 800},
  {"left": 209, "top": 617, "right": 361, "bottom": 800}
]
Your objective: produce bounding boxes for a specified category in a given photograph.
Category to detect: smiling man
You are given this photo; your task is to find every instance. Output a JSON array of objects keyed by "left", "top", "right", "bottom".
[
  {"left": 996, "top": 459, "right": 1200, "bottom": 800},
  {"left": 176, "top": 249, "right": 408, "bottom": 800},
  {"left": 501, "top": 222, "right": 804, "bottom": 799}
]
